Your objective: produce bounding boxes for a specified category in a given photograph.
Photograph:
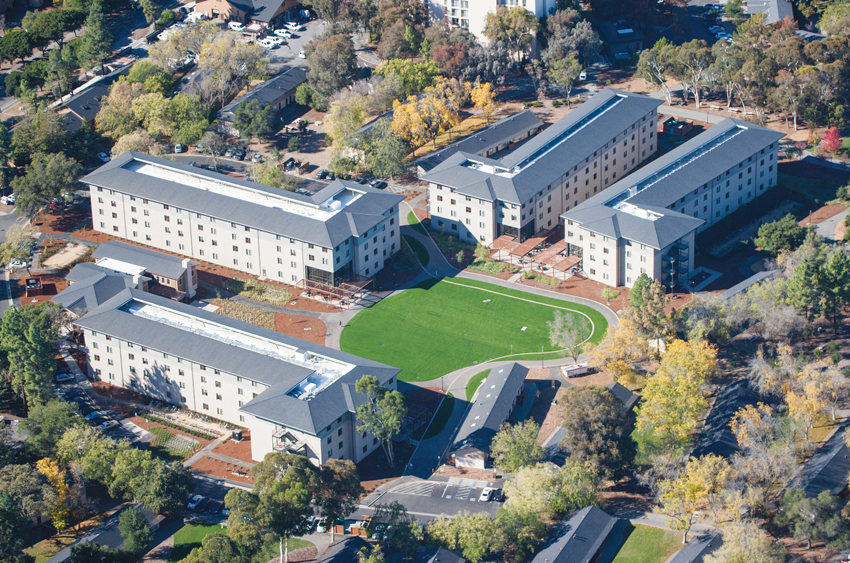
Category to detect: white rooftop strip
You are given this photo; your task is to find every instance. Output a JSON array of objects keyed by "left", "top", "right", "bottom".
[
  {"left": 125, "top": 161, "right": 363, "bottom": 222},
  {"left": 124, "top": 300, "right": 355, "bottom": 398},
  {"left": 612, "top": 202, "right": 663, "bottom": 221},
  {"left": 95, "top": 257, "right": 147, "bottom": 277}
]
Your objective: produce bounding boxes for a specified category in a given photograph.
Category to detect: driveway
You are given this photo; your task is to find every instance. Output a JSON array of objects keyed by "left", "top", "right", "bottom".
[{"left": 356, "top": 477, "right": 503, "bottom": 521}]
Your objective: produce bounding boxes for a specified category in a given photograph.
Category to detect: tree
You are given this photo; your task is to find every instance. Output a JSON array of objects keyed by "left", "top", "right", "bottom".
[
  {"left": 56, "top": 425, "right": 127, "bottom": 485},
  {"left": 197, "top": 131, "right": 227, "bottom": 171},
  {"left": 325, "top": 92, "right": 368, "bottom": 143},
  {"left": 96, "top": 80, "right": 145, "bottom": 139},
  {"left": 625, "top": 278, "right": 670, "bottom": 343},
  {"left": 495, "top": 507, "right": 546, "bottom": 562},
  {"left": 139, "top": 0, "right": 160, "bottom": 25},
  {"left": 355, "top": 375, "right": 406, "bottom": 467},
  {"left": 287, "top": 136, "right": 302, "bottom": 152},
  {"left": 233, "top": 100, "right": 275, "bottom": 142},
  {"left": 305, "top": 32, "right": 357, "bottom": 99},
  {"left": 248, "top": 452, "right": 319, "bottom": 563},
  {"left": 315, "top": 459, "right": 363, "bottom": 542},
  {"left": 36, "top": 458, "right": 71, "bottom": 531},
  {"left": 358, "top": 545, "right": 384, "bottom": 563},
  {"left": 167, "top": 94, "right": 210, "bottom": 145},
  {"left": 69, "top": 542, "right": 121, "bottom": 563},
  {"left": 817, "top": 249, "right": 850, "bottom": 329},
  {"left": 78, "top": 0, "right": 114, "bottom": 72},
  {"left": 113, "top": 129, "right": 166, "bottom": 156},
  {"left": 46, "top": 45, "right": 78, "bottom": 99},
  {"left": 0, "top": 464, "right": 55, "bottom": 523},
  {"left": 0, "top": 224, "right": 37, "bottom": 270},
  {"left": 658, "top": 455, "right": 732, "bottom": 543},
  {"left": 302, "top": 0, "right": 340, "bottom": 23},
  {"left": 119, "top": 506, "right": 153, "bottom": 556},
  {"left": 822, "top": 126, "right": 842, "bottom": 154},
  {"left": 374, "top": 59, "right": 441, "bottom": 98},
  {"left": 109, "top": 447, "right": 156, "bottom": 501},
  {"left": 0, "top": 491, "right": 35, "bottom": 563},
  {"left": 636, "top": 38, "right": 675, "bottom": 104},
  {"left": 777, "top": 488, "right": 845, "bottom": 550},
  {"left": 502, "top": 461, "right": 599, "bottom": 519},
  {"left": 636, "top": 340, "right": 716, "bottom": 446},
  {"left": 189, "top": 36, "right": 267, "bottom": 108},
  {"left": 132, "top": 93, "right": 172, "bottom": 138},
  {"left": 427, "top": 511, "right": 500, "bottom": 563},
  {"left": 754, "top": 214, "right": 805, "bottom": 255},
  {"left": 11, "top": 106, "right": 81, "bottom": 166},
  {"left": 470, "top": 82, "right": 496, "bottom": 125},
  {"left": 360, "top": 119, "right": 407, "bottom": 179},
  {"left": 483, "top": 7, "right": 539, "bottom": 60},
  {"left": 2, "top": 305, "right": 62, "bottom": 410},
  {"left": 547, "top": 309, "right": 589, "bottom": 363},
  {"left": 489, "top": 420, "right": 544, "bottom": 473},
  {"left": 252, "top": 161, "right": 298, "bottom": 191},
  {"left": 558, "top": 385, "right": 634, "bottom": 479},
  {"left": 134, "top": 461, "right": 194, "bottom": 514},
  {"left": 676, "top": 40, "right": 713, "bottom": 108},
  {"left": 548, "top": 55, "right": 581, "bottom": 107},
  {"left": 703, "top": 521, "right": 787, "bottom": 563},
  {"left": 584, "top": 319, "right": 648, "bottom": 383},
  {"left": 0, "top": 31, "right": 35, "bottom": 65},
  {"left": 12, "top": 152, "right": 81, "bottom": 221},
  {"left": 725, "top": 0, "right": 746, "bottom": 26}
]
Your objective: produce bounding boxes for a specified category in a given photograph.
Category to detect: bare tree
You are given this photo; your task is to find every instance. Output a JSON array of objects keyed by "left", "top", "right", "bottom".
[{"left": 547, "top": 310, "right": 591, "bottom": 363}]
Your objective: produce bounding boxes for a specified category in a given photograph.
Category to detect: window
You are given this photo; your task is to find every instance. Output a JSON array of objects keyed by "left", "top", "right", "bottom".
[{"left": 202, "top": 403, "right": 209, "bottom": 410}]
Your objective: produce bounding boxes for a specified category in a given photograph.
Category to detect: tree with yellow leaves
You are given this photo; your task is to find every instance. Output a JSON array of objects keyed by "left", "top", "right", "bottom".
[
  {"left": 659, "top": 454, "right": 731, "bottom": 543},
  {"left": 470, "top": 82, "right": 496, "bottom": 125},
  {"left": 36, "top": 458, "right": 71, "bottom": 531},
  {"left": 584, "top": 319, "right": 648, "bottom": 384},
  {"left": 636, "top": 339, "right": 717, "bottom": 446}
]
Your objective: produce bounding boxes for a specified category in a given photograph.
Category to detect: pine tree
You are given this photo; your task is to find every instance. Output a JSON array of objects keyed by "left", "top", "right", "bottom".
[{"left": 79, "top": 0, "right": 113, "bottom": 73}]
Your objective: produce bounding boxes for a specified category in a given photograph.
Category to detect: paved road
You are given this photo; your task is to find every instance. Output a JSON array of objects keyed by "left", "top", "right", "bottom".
[{"left": 355, "top": 477, "right": 503, "bottom": 521}]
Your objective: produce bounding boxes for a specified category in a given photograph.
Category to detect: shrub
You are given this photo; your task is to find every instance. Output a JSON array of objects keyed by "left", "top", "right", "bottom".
[
  {"left": 288, "top": 135, "right": 302, "bottom": 151},
  {"left": 534, "top": 101, "right": 543, "bottom": 107},
  {"left": 466, "top": 259, "right": 519, "bottom": 274}
]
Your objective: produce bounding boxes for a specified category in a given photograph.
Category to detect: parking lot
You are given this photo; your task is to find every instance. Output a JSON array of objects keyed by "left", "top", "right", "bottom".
[{"left": 356, "top": 478, "right": 505, "bottom": 520}]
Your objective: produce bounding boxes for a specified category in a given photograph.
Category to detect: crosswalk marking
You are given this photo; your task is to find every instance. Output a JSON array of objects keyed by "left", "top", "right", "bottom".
[{"left": 392, "top": 481, "right": 438, "bottom": 496}]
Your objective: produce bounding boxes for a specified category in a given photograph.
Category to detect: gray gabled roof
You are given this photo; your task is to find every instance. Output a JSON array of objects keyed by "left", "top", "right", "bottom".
[
  {"left": 668, "top": 534, "right": 723, "bottom": 563},
  {"left": 218, "top": 67, "right": 307, "bottom": 120},
  {"left": 788, "top": 419, "right": 850, "bottom": 498},
  {"left": 747, "top": 0, "right": 793, "bottom": 23},
  {"left": 562, "top": 203, "right": 704, "bottom": 249},
  {"left": 82, "top": 152, "right": 404, "bottom": 249},
  {"left": 93, "top": 240, "right": 194, "bottom": 280},
  {"left": 247, "top": 0, "right": 286, "bottom": 21},
  {"left": 421, "top": 90, "right": 663, "bottom": 204},
  {"left": 316, "top": 538, "right": 371, "bottom": 563},
  {"left": 419, "top": 547, "right": 466, "bottom": 563},
  {"left": 451, "top": 363, "right": 527, "bottom": 455},
  {"left": 415, "top": 110, "right": 543, "bottom": 172},
  {"left": 530, "top": 506, "right": 618, "bottom": 563},
  {"left": 51, "top": 263, "right": 138, "bottom": 317},
  {"left": 72, "top": 288, "right": 400, "bottom": 434},
  {"left": 606, "top": 382, "right": 638, "bottom": 411}
]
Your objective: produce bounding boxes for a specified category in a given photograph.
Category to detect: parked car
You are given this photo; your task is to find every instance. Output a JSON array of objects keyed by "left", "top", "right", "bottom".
[
  {"left": 174, "top": 144, "right": 186, "bottom": 153},
  {"left": 188, "top": 495, "right": 204, "bottom": 510},
  {"left": 54, "top": 372, "right": 76, "bottom": 383},
  {"left": 225, "top": 148, "right": 235, "bottom": 158},
  {"left": 194, "top": 497, "right": 209, "bottom": 511},
  {"left": 98, "top": 420, "right": 118, "bottom": 431},
  {"left": 8, "top": 260, "right": 27, "bottom": 270},
  {"left": 85, "top": 411, "right": 107, "bottom": 420},
  {"left": 207, "top": 500, "right": 223, "bottom": 514},
  {"left": 316, "top": 169, "right": 327, "bottom": 179},
  {"left": 274, "top": 29, "right": 292, "bottom": 38},
  {"left": 234, "top": 150, "right": 245, "bottom": 161},
  {"left": 479, "top": 488, "right": 494, "bottom": 502},
  {"left": 327, "top": 171, "right": 335, "bottom": 180},
  {"left": 258, "top": 38, "right": 278, "bottom": 49},
  {"left": 492, "top": 489, "right": 505, "bottom": 502},
  {"left": 228, "top": 22, "right": 245, "bottom": 31},
  {"left": 252, "top": 153, "right": 263, "bottom": 163},
  {"left": 369, "top": 179, "right": 387, "bottom": 189},
  {"left": 285, "top": 22, "right": 304, "bottom": 31},
  {"left": 298, "top": 50, "right": 306, "bottom": 58},
  {"left": 579, "top": 70, "right": 586, "bottom": 81},
  {"left": 97, "top": 152, "right": 110, "bottom": 163}
]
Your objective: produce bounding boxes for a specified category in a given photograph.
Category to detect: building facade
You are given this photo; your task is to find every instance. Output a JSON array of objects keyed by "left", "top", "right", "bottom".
[
  {"left": 427, "top": 0, "right": 555, "bottom": 43},
  {"left": 84, "top": 152, "right": 404, "bottom": 288},
  {"left": 76, "top": 288, "right": 400, "bottom": 464},
  {"left": 422, "top": 89, "right": 663, "bottom": 245},
  {"left": 561, "top": 118, "right": 784, "bottom": 289}
]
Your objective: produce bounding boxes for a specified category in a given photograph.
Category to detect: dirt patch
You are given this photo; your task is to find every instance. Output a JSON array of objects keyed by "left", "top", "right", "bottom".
[
  {"left": 211, "top": 431, "right": 256, "bottom": 465},
  {"left": 41, "top": 243, "right": 88, "bottom": 269},
  {"left": 69, "top": 348, "right": 88, "bottom": 375},
  {"left": 34, "top": 205, "right": 91, "bottom": 235},
  {"left": 15, "top": 273, "right": 67, "bottom": 306},
  {"left": 268, "top": 545, "right": 319, "bottom": 563},
  {"left": 356, "top": 444, "right": 415, "bottom": 494},
  {"left": 798, "top": 204, "right": 847, "bottom": 226},
  {"left": 92, "top": 380, "right": 153, "bottom": 404},
  {"left": 435, "top": 464, "right": 498, "bottom": 481},
  {"left": 274, "top": 313, "right": 326, "bottom": 346},
  {"left": 191, "top": 455, "right": 255, "bottom": 485},
  {"left": 516, "top": 274, "right": 633, "bottom": 313},
  {"left": 413, "top": 208, "right": 428, "bottom": 221}
]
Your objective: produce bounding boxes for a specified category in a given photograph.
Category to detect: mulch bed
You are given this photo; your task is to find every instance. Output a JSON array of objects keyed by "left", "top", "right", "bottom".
[
  {"left": 798, "top": 203, "right": 847, "bottom": 226},
  {"left": 34, "top": 206, "right": 92, "bottom": 235},
  {"left": 413, "top": 208, "right": 428, "bottom": 221},
  {"left": 211, "top": 430, "right": 256, "bottom": 465},
  {"left": 274, "top": 313, "right": 326, "bottom": 346},
  {"left": 92, "top": 380, "right": 153, "bottom": 404},
  {"left": 69, "top": 348, "right": 88, "bottom": 375},
  {"left": 198, "top": 267, "right": 341, "bottom": 313},
  {"left": 15, "top": 273, "right": 67, "bottom": 306},
  {"left": 191, "top": 455, "right": 255, "bottom": 485},
  {"left": 268, "top": 546, "right": 319, "bottom": 563}
]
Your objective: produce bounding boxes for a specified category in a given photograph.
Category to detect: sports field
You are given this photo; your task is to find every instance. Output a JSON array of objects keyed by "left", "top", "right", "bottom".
[{"left": 340, "top": 278, "right": 607, "bottom": 382}]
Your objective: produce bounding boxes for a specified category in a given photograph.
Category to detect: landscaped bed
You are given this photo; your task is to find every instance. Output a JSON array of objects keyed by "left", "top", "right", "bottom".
[
  {"left": 211, "top": 299, "right": 276, "bottom": 330},
  {"left": 340, "top": 277, "right": 606, "bottom": 382}
]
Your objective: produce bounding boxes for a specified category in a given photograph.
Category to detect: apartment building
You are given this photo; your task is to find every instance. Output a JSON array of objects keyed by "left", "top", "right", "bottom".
[
  {"left": 75, "top": 288, "right": 400, "bottom": 464},
  {"left": 561, "top": 118, "right": 784, "bottom": 289},
  {"left": 84, "top": 152, "right": 404, "bottom": 288},
  {"left": 426, "top": 0, "right": 554, "bottom": 42},
  {"left": 422, "top": 89, "right": 663, "bottom": 245}
]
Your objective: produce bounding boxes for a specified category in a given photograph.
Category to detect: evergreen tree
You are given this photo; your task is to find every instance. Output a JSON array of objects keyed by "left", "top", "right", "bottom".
[{"left": 79, "top": 0, "right": 114, "bottom": 73}]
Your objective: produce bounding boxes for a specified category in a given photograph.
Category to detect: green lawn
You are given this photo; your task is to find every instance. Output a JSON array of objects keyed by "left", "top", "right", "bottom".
[
  {"left": 779, "top": 172, "right": 842, "bottom": 205},
  {"left": 612, "top": 525, "right": 683, "bottom": 563},
  {"left": 340, "top": 278, "right": 606, "bottom": 382},
  {"left": 423, "top": 392, "right": 455, "bottom": 439},
  {"left": 168, "top": 523, "right": 227, "bottom": 563},
  {"left": 407, "top": 211, "right": 427, "bottom": 236},
  {"left": 168, "top": 523, "right": 311, "bottom": 563},
  {"left": 403, "top": 234, "right": 430, "bottom": 268},
  {"left": 466, "top": 370, "right": 489, "bottom": 401}
]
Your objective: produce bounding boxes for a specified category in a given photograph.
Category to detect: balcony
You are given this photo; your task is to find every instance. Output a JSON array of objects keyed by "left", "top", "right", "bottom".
[{"left": 272, "top": 428, "right": 307, "bottom": 455}]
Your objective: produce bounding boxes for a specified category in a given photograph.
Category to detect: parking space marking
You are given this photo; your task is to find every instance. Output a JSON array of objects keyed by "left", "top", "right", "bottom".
[{"left": 455, "top": 486, "right": 472, "bottom": 500}]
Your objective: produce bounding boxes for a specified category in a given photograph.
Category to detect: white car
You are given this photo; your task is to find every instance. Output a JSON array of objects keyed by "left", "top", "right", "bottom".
[
  {"left": 258, "top": 39, "right": 278, "bottom": 49},
  {"left": 8, "top": 260, "right": 27, "bottom": 269},
  {"left": 228, "top": 22, "right": 245, "bottom": 32},
  {"left": 97, "top": 420, "right": 118, "bottom": 431},
  {"left": 270, "top": 36, "right": 286, "bottom": 45},
  {"left": 5, "top": 194, "right": 15, "bottom": 204},
  {"left": 479, "top": 488, "right": 494, "bottom": 502},
  {"left": 298, "top": 50, "right": 306, "bottom": 59},
  {"left": 187, "top": 495, "right": 204, "bottom": 509},
  {"left": 285, "top": 22, "right": 305, "bottom": 31},
  {"left": 579, "top": 70, "right": 587, "bottom": 81},
  {"left": 97, "top": 152, "right": 110, "bottom": 163},
  {"left": 274, "top": 29, "right": 292, "bottom": 38}
]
